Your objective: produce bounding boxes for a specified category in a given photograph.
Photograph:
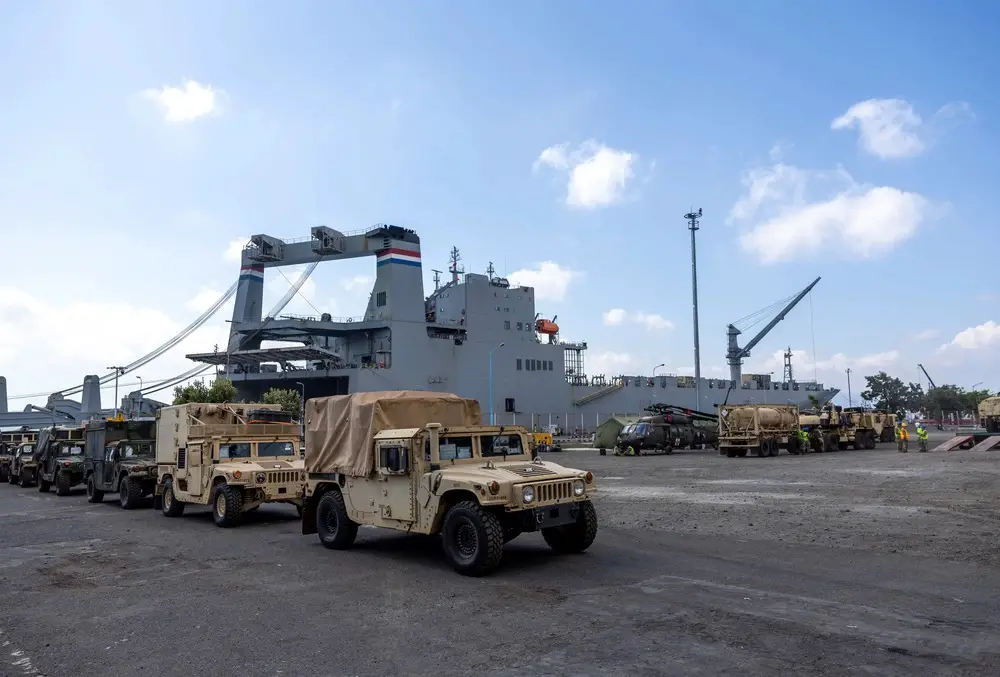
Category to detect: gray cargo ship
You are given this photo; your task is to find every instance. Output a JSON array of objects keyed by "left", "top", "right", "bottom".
[{"left": 186, "top": 225, "right": 838, "bottom": 432}]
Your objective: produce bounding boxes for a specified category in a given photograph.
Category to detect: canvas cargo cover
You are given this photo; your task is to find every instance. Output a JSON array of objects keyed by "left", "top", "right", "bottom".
[{"left": 305, "top": 391, "right": 482, "bottom": 476}]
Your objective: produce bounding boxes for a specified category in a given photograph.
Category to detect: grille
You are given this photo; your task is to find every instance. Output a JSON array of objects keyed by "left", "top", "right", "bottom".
[
  {"left": 264, "top": 470, "right": 298, "bottom": 484},
  {"left": 534, "top": 480, "right": 574, "bottom": 504},
  {"left": 505, "top": 465, "right": 556, "bottom": 478}
]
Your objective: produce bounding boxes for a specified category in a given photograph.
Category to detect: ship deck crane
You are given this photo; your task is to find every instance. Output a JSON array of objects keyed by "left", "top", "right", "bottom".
[
  {"left": 917, "top": 363, "right": 937, "bottom": 390},
  {"left": 726, "top": 277, "right": 821, "bottom": 384}
]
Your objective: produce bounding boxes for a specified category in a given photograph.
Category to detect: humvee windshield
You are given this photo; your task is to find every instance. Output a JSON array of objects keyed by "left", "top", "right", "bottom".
[
  {"left": 432, "top": 433, "right": 528, "bottom": 461},
  {"left": 19, "top": 445, "right": 33, "bottom": 457},
  {"left": 482, "top": 433, "right": 524, "bottom": 457},
  {"left": 121, "top": 443, "right": 153, "bottom": 457},
  {"left": 59, "top": 445, "right": 84, "bottom": 457},
  {"left": 257, "top": 441, "right": 296, "bottom": 457},
  {"left": 219, "top": 443, "right": 251, "bottom": 459}
]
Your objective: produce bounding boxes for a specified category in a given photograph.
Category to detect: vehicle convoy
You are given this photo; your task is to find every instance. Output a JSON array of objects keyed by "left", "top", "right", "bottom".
[
  {"left": 34, "top": 426, "right": 87, "bottom": 495},
  {"left": 11, "top": 442, "right": 38, "bottom": 487},
  {"left": 614, "top": 403, "right": 719, "bottom": 456},
  {"left": 817, "top": 405, "right": 876, "bottom": 451},
  {"left": 979, "top": 396, "right": 1000, "bottom": 433},
  {"left": 84, "top": 418, "right": 158, "bottom": 509},
  {"left": 154, "top": 402, "right": 304, "bottom": 527},
  {"left": 301, "top": 391, "right": 599, "bottom": 577},
  {"left": 1, "top": 429, "right": 36, "bottom": 483},
  {"left": 718, "top": 403, "right": 799, "bottom": 458}
]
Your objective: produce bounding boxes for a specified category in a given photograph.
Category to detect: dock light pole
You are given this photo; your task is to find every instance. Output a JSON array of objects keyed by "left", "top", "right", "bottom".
[
  {"left": 107, "top": 366, "right": 126, "bottom": 419},
  {"left": 685, "top": 208, "right": 703, "bottom": 410},
  {"left": 845, "top": 368, "right": 852, "bottom": 407},
  {"left": 136, "top": 376, "right": 143, "bottom": 418},
  {"left": 489, "top": 343, "right": 505, "bottom": 426},
  {"left": 295, "top": 381, "right": 306, "bottom": 444},
  {"left": 652, "top": 363, "right": 665, "bottom": 376},
  {"left": 972, "top": 382, "right": 983, "bottom": 425}
]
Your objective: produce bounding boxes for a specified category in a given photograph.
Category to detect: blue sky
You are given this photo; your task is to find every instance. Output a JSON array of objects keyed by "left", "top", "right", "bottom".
[{"left": 1, "top": 0, "right": 998, "bottom": 409}]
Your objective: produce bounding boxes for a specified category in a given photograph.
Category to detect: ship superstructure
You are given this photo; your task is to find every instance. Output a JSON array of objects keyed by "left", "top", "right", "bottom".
[{"left": 184, "top": 224, "right": 838, "bottom": 432}]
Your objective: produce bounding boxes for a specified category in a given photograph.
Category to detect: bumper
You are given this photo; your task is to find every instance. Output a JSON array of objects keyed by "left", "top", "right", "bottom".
[{"left": 511, "top": 501, "right": 584, "bottom": 531}]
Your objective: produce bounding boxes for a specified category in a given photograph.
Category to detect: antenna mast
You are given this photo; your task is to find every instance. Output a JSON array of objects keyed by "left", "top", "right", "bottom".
[
  {"left": 431, "top": 269, "right": 442, "bottom": 290},
  {"left": 783, "top": 347, "right": 794, "bottom": 383},
  {"left": 486, "top": 261, "right": 496, "bottom": 280},
  {"left": 685, "top": 208, "right": 703, "bottom": 409},
  {"left": 448, "top": 247, "right": 464, "bottom": 284}
]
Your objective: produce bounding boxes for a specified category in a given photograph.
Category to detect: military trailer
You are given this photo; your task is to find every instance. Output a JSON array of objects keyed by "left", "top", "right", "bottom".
[
  {"left": 33, "top": 426, "right": 87, "bottom": 495},
  {"left": 9, "top": 442, "right": 38, "bottom": 486},
  {"left": 0, "top": 429, "right": 36, "bottom": 483},
  {"left": 84, "top": 418, "right": 158, "bottom": 509},
  {"left": 301, "top": 391, "right": 599, "bottom": 577},
  {"left": 979, "top": 396, "right": 1000, "bottom": 433},
  {"left": 154, "top": 402, "right": 304, "bottom": 527},
  {"left": 718, "top": 403, "right": 799, "bottom": 458}
]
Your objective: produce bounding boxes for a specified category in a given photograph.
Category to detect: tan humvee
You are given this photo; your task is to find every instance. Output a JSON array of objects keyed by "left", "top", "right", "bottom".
[
  {"left": 154, "top": 402, "right": 305, "bottom": 527},
  {"left": 979, "top": 396, "right": 1000, "bottom": 433},
  {"left": 301, "top": 391, "right": 598, "bottom": 576}
]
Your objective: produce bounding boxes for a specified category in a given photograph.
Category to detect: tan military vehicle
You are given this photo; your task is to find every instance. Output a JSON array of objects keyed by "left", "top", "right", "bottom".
[
  {"left": 301, "top": 391, "right": 598, "bottom": 577},
  {"left": 718, "top": 403, "right": 799, "bottom": 458},
  {"left": 154, "top": 402, "right": 305, "bottom": 527},
  {"left": 979, "top": 396, "right": 1000, "bottom": 433}
]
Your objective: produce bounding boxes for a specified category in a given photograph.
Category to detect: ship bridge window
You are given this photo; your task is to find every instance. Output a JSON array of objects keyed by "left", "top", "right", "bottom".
[
  {"left": 482, "top": 434, "right": 523, "bottom": 457},
  {"left": 376, "top": 291, "right": 387, "bottom": 307},
  {"left": 504, "top": 320, "right": 510, "bottom": 330},
  {"left": 219, "top": 443, "right": 251, "bottom": 459},
  {"left": 516, "top": 358, "right": 522, "bottom": 371},
  {"left": 516, "top": 322, "right": 523, "bottom": 331}
]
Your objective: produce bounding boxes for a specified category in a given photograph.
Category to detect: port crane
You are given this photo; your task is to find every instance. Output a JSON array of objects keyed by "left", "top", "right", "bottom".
[
  {"left": 726, "top": 277, "right": 821, "bottom": 384},
  {"left": 917, "top": 363, "right": 937, "bottom": 390}
]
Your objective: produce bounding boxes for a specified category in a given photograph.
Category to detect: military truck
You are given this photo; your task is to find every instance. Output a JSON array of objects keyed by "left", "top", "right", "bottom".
[
  {"left": 614, "top": 403, "right": 718, "bottom": 456},
  {"left": 84, "top": 418, "right": 158, "bottom": 509},
  {"left": 11, "top": 442, "right": 38, "bottom": 486},
  {"left": 979, "top": 396, "right": 1000, "bottom": 433},
  {"left": 797, "top": 414, "right": 824, "bottom": 453},
  {"left": 154, "top": 402, "right": 304, "bottom": 527},
  {"left": 1, "top": 429, "right": 36, "bottom": 483},
  {"left": 718, "top": 403, "right": 799, "bottom": 458},
  {"left": 33, "top": 426, "right": 87, "bottom": 495},
  {"left": 817, "top": 405, "right": 876, "bottom": 451},
  {"left": 301, "top": 391, "right": 599, "bottom": 577}
]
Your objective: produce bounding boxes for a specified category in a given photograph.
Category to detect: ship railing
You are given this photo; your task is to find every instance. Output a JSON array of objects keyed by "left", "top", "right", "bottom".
[{"left": 276, "top": 313, "right": 364, "bottom": 324}]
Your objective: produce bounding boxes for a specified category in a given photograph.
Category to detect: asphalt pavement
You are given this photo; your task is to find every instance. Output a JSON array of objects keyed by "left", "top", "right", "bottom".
[{"left": 1, "top": 437, "right": 999, "bottom": 677}]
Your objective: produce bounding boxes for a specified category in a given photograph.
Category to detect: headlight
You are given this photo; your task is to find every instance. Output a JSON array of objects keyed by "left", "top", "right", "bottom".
[
  {"left": 573, "top": 480, "right": 585, "bottom": 496},
  {"left": 522, "top": 486, "right": 535, "bottom": 503}
]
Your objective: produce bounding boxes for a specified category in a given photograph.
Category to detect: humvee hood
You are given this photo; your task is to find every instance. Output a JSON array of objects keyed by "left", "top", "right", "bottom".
[
  {"left": 220, "top": 459, "right": 303, "bottom": 471},
  {"left": 437, "top": 460, "right": 583, "bottom": 483}
]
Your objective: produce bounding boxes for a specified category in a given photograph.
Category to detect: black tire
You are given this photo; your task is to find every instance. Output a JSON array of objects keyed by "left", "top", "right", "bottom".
[
  {"left": 38, "top": 475, "right": 50, "bottom": 492},
  {"left": 853, "top": 434, "right": 864, "bottom": 451},
  {"left": 212, "top": 484, "right": 243, "bottom": 528},
  {"left": 161, "top": 478, "right": 185, "bottom": 517},
  {"left": 865, "top": 432, "right": 876, "bottom": 450},
  {"left": 119, "top": 476, "right": 141, "bottom": 510},
  {"left": 770, "top": 440, "right": 780, "bottom": 457},
  {"left": 55, "top": 471, "right": 72, "bottom": 496},
  {"left": 86, "top": 475, "right": 104, "bottom": 503},
  {"left": 726, "top": 449, "right": 737, "bottom": 458},
  {"left": 441, "top": 500, "right": 504, "bottom": 576},
  {"left": 19, "top": 470, "right": 31, "bottom": 487},
  {"left": 316, "top": 490, "right": 358, "bottom": 549},
  {"left": 542, "top": 500, "right": 599, "bottom": 554}
]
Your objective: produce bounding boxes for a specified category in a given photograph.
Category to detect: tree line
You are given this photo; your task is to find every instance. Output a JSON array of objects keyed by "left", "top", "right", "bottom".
[
  {"left": 171, "top": 378, "right": 302, "bottom": 417},
  {"left": 858, "top": 371, "right": 995, "bottom": 417}
]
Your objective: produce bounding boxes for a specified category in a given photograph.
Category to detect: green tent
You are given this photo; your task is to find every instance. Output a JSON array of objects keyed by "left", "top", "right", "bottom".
[{"left": 593, "top": 415, "right": 642, "bottom": 451}]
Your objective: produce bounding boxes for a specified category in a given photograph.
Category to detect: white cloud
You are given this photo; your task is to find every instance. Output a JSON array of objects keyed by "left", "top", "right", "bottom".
[
  {"left": 832, "top": 98, "right": 972, "bottom": 159},
  {"left": 224, "top": 236, "right": 249, "bottom": 263},
  {"left": 587, "top": 350, "right": 634, "bottom": 376},
  {"left": 185, "top": 287, "right": 224, "bottom": 313},
  {"left": 342, "top": 275, "right": 373, "bottom": 292},
  {"left": 729, "top": 157, "right": 933, "bottom": 264},
  {"left": 748, "top": 347, "right": 900, "bottom": 379},
  {"left": 533, "top": 140, "right": 637, "bottom": 209},
  {"left": 939, "top": 321, "right": 1000, "bottom": 352},
  {"left": 143, "top": 80, "right": 225, "bottom": 123},
  {"left": 602, "top": 308, "right": 673, "bottom": 330},
  {"left": 912, "top": 329, "right": 939, "bottom": 341},
  {"left": 507, "top": 262, "right": 580, "bottom": 302}
]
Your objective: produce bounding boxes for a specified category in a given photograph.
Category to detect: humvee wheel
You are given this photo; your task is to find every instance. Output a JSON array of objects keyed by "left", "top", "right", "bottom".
[
  {"left": 119, "top": 476, "right": 142, "bottom": 510},
  {"left": 316, "top": 490, "right": 358, "bottom": 549},
  {"left": 212, "top": 484, "right": 244, "bottom": 528},
  {"left": 86, "top": 475, "right": 104, "bottom": 503},
  {"left": 18, "top": 471, "right": 30, "bottom": 487},
  {"left": 542, "top": 500, "right": 598, "bottom": 554},
  {"left": 441, "top": 500, "right": 504, "bottom": 576},
  {"left": 38, "top": 475, "right": 50, "bottom": 492},
  {"left": 55, "top": 471, "right": 72, "bottom": 496},
  {"left": 161, "top": 478, "right": 185, "bottom": 517}
]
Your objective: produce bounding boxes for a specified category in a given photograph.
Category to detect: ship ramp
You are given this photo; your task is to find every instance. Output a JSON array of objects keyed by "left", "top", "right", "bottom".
[
  {"left": 969, "top": 435, "right": 1000, "bottom": 452},
  {"left": 574, "top": 382, "right": 623, "bottom": 407},
  {"left": 930, "top": 435, "right": 974, "bottom": 452}
]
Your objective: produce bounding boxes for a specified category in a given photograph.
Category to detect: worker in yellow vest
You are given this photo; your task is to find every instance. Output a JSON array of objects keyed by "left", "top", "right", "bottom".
[
  {"left": 916, "top": 423, "right": 929, "bottom": 452},
  {"left": 798, "top": 427, "right": 810, "bottom": 454},
  {"left": 896, "top": 421, "right": 910, "bottom": 453}
]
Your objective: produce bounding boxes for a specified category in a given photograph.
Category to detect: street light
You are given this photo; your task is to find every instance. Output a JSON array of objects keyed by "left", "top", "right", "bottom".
[
  {"left": 136, "top": 376, "right": 143, "bottom": 418},
  {"left": 652, "top": 363, "right": 665, "bottom": 376},
  {"left": 489, "top": 343, "right": 505, "bottom": 426},
  {"left": 107, "top": 366, "right": 126, "bottom": 419},
  {"left": 972, "top": 382, "right": 983, "bottom": 425},
  {"left": 295, "top": 381, "right": 306, "bottom": 444}
]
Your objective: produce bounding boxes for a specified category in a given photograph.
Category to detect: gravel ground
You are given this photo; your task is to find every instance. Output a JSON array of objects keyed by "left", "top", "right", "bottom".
[{"left": 0, "top": 433, "right": 998, "bottom": 677}]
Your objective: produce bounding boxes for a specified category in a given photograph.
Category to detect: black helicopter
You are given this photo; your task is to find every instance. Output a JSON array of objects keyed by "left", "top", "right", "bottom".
[{"left": 613, "top": 403, "right": 720, "bottom": 456}]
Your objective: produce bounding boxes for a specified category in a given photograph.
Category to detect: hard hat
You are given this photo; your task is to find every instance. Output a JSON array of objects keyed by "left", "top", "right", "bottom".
[{"left": 901, "top": 422, "right": 908, "bottom": 427}]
